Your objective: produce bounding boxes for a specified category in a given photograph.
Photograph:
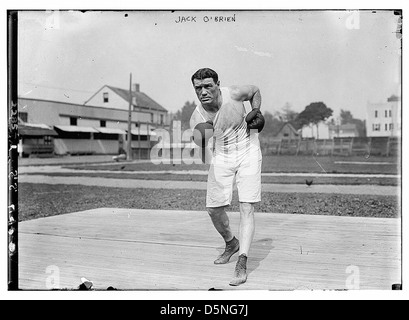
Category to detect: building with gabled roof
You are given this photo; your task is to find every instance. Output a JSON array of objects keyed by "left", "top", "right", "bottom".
[
  {"left": 17, "top": 83, "right": 170, "bottom": 158},
  {"left": 84, "top": 84, "right": 168, "bottom": 114},
  {"left": 273, "top": 122, "right": 300, "bottom": 140}
]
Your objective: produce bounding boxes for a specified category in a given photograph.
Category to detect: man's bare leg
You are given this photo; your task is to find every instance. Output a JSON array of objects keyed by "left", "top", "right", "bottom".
[
  {"left": 230, "top": 202, "right": 255, "bottom": 286},
  {"left": 207, "top": 206, "right": 240, "bottom": 264}
]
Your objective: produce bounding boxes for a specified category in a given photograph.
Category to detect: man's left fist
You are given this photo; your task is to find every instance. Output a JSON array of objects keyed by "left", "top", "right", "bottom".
[{"left": 245, "top": 109, "right": 265, "bottom": 133}]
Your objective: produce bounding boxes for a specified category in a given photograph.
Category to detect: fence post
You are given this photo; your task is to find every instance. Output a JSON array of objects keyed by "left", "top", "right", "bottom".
[
  {"left": 313, "top": 139, "right": 317, "bottom": 155},
  {"left": 330, "top": 139, "right": 334, "bottom": 156},
  {"left": 368, "top": 137, "right": 372, "bottom": 155},
  {"left": 296, "top": 139, "right": 301, "bottom": 156}
]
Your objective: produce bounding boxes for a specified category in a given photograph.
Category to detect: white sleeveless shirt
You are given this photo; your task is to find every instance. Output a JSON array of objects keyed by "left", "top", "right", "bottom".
[{"left": 191, "top": 87, "right": 259, "bottom": 160}]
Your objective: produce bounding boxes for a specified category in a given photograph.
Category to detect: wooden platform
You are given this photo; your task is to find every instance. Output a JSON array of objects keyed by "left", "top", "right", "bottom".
[{"left": 18, "top": 209, "right": 401, "bottom": 290}]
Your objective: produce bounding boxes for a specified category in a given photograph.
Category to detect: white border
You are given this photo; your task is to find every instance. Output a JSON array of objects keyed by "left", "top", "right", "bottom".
[{"left": 2, "top": 0, "right": 407, "bottom": 301}]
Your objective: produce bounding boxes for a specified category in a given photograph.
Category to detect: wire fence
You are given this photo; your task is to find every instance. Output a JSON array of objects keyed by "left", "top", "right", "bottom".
[{"left": 260, "top": 136, "right": 401, "bottom": 157}]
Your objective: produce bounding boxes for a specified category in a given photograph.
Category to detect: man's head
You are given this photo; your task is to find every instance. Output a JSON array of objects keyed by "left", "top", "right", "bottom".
[
  {"left": 191, "top": 68, "right": 219, "bottom": 85},
  {"left": 191, "top": 68, "right": 221, "bottom": 107}
]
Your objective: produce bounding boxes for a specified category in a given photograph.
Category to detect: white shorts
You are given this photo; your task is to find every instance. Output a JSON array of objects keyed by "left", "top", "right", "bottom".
[{"left": 206, "top": 145, "right": 262, "bottom": 208}]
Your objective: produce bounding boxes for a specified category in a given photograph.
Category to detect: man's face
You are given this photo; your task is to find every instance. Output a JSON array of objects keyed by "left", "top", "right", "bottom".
[{"left": 193, "top": 78, "right": 220, "bottom": 106}]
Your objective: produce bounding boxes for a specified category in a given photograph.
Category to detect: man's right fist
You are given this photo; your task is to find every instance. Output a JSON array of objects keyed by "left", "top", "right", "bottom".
[{"left": 193, "top": 121, "right": 214, "bottom": 147}]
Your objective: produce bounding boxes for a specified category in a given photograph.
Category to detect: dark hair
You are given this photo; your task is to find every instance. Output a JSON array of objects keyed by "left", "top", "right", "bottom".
[{"left": 191, "top": 68, "right": 218, "bottom": 85}]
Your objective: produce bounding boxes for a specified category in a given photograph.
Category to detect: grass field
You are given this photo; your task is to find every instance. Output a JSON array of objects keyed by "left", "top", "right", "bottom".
[
  {"left": 23, "top": 171, "right": 400, "bottom": 186},
  {"left": 18, "top": 154, "right": 401, "bottom": 222},
  {"left": 47, "top": 154, "right": 400, "bottom": 186},
  {"left": 19, "top": 183, "right": 400, "bottom": 222},
  {"left": 68, "top": 155, "right": 400, "bottom": 175}
]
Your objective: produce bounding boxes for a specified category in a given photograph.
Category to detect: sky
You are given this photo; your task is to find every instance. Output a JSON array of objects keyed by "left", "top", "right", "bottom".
[{"left": 17, "top": 10, "right": 401, "bottom": 121}]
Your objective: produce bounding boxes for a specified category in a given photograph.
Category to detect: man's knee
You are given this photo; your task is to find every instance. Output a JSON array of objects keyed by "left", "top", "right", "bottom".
[
  {"left": 240, "top": 202, "right": 254, "bottom": 215},
  {"left": 207, "top": 207, "right": 223, "bottom": 217}
]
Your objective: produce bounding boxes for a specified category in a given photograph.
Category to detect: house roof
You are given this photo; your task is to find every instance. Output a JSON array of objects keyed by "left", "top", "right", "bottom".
[
  {"left": 274, "top": 122, "right": 300, "bottom": 137},
  {"left": 85, "top": 85, "right": 167, "bottom": 113},
  {"left": 95, "top": 127, "right": 127, "bottom": 135},
  {"left": 387, "top": 95, "right": 400, "bottom": 102},
  {"left": 288, "top": 120, "right": 303, "bottom": 131},
  {"left": 54, "top": 125, "right": 99, "bottom": 133},
  {"left": 19, "top": 123, "right": 58, "bottom": 136}
]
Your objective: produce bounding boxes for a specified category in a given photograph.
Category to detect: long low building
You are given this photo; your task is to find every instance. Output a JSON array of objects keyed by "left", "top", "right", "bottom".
[{"left": 17, "top": 83, "right": 171, "bottom": 158}]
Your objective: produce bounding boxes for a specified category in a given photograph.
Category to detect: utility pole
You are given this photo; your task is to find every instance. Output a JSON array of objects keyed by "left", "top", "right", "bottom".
[{"left": 127, "top": 73, "right": 132, "bottom": 160}]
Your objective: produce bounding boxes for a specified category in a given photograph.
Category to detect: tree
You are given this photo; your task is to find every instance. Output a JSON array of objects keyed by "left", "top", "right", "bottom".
[
  {"left": 352, "top": 118, "right": 366, "bottom": 137},
  {"left": 173, "top": 101, "right": 197, "bottom": 131},
  {"left": 281, "top": 102, "right": 299, "bottom": 122},
  {"left": 340, "top": 109, "right": 354, "bottom": 125},
  {"left": 296, "top": 102, "right": 333, "bottom": 139},
  {"left": 340, "top": 109, "right": 366, "bottom": 137},
  {"left": 260, "top": 110, "right": 283, "bottom": 136},
  {"left": 273, "top": 102, "right": 299, "bottom": 123}
]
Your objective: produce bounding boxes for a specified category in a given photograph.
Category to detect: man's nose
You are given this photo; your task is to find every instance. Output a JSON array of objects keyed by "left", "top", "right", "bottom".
[{"left": 201, "top": 88, "right": 209, "bottom": 96}]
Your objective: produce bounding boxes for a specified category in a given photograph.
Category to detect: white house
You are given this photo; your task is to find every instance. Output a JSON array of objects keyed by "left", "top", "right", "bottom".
[
  {"left": 366, "top": 95, "right": 401, "bottom": 137},
  {"left": 84, "top": 83, "right": 168, "bottom": 127},
  {"left": 328, "top": 123, "right": 359, "bottom": 139},
  {"left": 300, "top": 122, "right": 330, "bottom": 139}
]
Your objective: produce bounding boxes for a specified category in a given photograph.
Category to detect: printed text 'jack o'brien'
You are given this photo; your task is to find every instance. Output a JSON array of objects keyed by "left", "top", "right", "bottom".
[{"left": 175, "top": 14, "right": 236, "bottom": 23}]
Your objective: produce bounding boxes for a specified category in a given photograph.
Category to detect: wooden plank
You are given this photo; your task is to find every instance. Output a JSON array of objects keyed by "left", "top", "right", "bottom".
[{"left": 19, "top": 209, "right": 401, "bottom": 290}]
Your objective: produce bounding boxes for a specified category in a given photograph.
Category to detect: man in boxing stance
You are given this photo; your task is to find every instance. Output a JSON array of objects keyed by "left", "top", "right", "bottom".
[{"left": 189, "top": 68, "right": 264, "bottom": 286}]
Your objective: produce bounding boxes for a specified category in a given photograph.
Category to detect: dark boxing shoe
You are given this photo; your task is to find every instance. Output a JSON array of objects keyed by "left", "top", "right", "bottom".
[
  {"left": 214, "top": 237, "right": 240, "bottom": 265},
  {"left": 229, "top": 254, "right": 248, "bottom": 286}
]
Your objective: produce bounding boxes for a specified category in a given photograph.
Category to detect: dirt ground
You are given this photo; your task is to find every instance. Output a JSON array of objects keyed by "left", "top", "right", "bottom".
[{"left": 18, "top": 183, "right": 400, "bottom": 222}]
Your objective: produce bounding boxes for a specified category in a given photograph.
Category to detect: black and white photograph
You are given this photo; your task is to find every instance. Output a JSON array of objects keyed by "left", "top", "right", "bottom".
[{"left": 6, "top": 5, "right": 405, "bottom": 300}]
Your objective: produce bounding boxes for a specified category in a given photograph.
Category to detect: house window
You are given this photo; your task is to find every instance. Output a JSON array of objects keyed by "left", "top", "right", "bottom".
[
  {"left": 19, "top": 112, "right": 28, "bottom": 122},
  {"left": 135, "top": 123, "right": 139, "bottom": 127},
  {"left": 44, "top": 136, "right": 52, "bottom": 145},
  {"left": 389, "top": 123, "right": 393, "bottom": 130},
  {"left": 375, "top": 110, "right": 378, "bottom": 118},
  {"left": 385, "top": 110, "right": 388, "bottom": 118},
  {"left": 373, "top": 124, "right": 380, "bottom": 131},
  {"left": 385, "top": 124, "right": 388, "bottom": 131},
  {"left": 283, "top": 133, "right": 289, "bottom": 137},
  {"left": 70, "top": 117, "right": 77, "bottom": 126},
  {"left": 389, "top": 110, "right": 392, "bottom": 117},
  {"left": 100, "top": 120, "right": 106, "bottom": 127},
  {"left": 103, "top": 92, "right": 109, "bottom": 103},
  {"left": 160, "top": 114, "right": 164, "bottom": 125},
  {"left": 150, "top": 113, "right": 154, "bottom": 123}
]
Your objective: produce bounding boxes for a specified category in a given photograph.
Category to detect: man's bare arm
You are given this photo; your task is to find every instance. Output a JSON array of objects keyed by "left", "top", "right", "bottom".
[{"left": 230, "top": 85, "right": 261, "bottom": 110}]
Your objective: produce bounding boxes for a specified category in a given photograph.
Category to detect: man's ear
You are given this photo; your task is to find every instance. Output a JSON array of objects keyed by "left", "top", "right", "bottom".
[{"left": 216, "top": 80, "right": 220, "bottom": 87}]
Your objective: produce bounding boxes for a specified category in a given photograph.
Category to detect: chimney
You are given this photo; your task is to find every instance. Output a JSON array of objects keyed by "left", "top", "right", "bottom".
[{"left": 133, "top": 83, "right": 140, "bottom": 92}]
